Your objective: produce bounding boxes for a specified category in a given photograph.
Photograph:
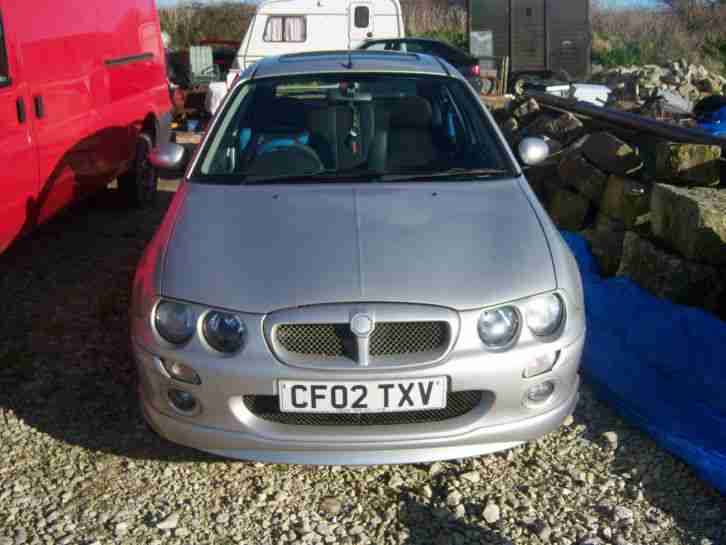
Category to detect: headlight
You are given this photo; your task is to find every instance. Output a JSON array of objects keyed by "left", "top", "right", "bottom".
[
  {"left": 524, "top": 294, "right": 564, "bottom": 336},
  {"left": 154, "top": 301, "right": 194, "bottom": 344},
  {"left": 478, "top": 306, "right": 519, "bottom": 347},
  {"left": 203, "top": 311, "right": 246, "bottom": 353}
]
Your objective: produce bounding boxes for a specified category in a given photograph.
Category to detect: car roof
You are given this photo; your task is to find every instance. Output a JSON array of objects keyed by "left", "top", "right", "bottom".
[
  {"left": 250, "top": 50, "right": 453, "bottom": 79},
  {"left": 366, "top": 37, "right": 448, "bottom": 45}
]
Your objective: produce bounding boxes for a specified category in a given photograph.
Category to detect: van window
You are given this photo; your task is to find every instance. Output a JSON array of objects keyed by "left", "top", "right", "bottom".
[
  {"left": 354, "top": 6, "right": 370, "bottom": 28},
  {"left": 264, "top": 16, "right": 306, "bottom": 43},
  {"left": 0, "top": 12, "right": 9, "bottom": 85}
]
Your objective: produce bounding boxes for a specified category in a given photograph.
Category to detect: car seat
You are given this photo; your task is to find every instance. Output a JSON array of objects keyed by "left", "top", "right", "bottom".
[{"left": 385, "top": 96, "right": 437, "bottom": 171}]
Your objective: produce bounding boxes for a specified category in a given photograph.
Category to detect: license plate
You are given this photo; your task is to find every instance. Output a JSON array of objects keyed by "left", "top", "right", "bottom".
[{"left": 278, "top": 377, "right": 447, "bottom": 413}]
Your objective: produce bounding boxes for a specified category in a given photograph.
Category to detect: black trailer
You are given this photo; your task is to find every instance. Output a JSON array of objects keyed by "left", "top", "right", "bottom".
[{"left": 468, "top": 0, "right": 591, "bottom": 82}]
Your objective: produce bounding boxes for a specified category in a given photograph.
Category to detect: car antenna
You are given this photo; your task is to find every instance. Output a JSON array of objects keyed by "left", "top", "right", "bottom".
[{"left": 345, "top": 43, "right": 353, "bottom": 69}]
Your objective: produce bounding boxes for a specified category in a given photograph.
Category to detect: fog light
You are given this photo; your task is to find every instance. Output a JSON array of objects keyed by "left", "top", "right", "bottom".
[
  {"left": 168, "top": 389, "right": 198, "bottom": 413},
  {"left": 523, "top": 352, "right": 559, "bottom": 378},
  {"left": 525, "top": 381, "right": 555, "bottom": 405},
  {"left": 161, "top": 360, "right": 201, "bottom": 385}
]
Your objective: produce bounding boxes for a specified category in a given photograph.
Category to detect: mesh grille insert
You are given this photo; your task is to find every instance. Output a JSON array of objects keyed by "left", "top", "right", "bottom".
[
  {"left": 370, "top": 321, "right": 447, "bottom": 357},
  {"left": 243, "top": 391, "right": 482, "bottom": 426},
  {"left": 274, "top": 321, "right": 448, "bottom": 359},
  {"left": 276, "top": 323, "right": 351, "bottom": 358}
]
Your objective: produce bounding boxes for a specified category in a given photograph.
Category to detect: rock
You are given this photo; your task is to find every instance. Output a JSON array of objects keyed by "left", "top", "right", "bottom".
[
  {"left": 601, "top": 431, "right": 619, "bottom": 450},
  {"left": 175, "top": 527, "right": 190, "bottom": 537},
  {"left": 537, "top": 524, "right": 553, "bottom": 541},
  {"left": 600, "top": 175, "right": 650, "bottom": 227},
  {"left": 156, "top": 512, "right": 179, "bottom": 530},
  {"left": 500, "top": 117, "right": 518, "bottom": 142},
  {"left": 320, "top": 497, "right": 342, "bottom": 516},
  {"left": 429, "top": 462, "right": 445, "bottom": 476},
  {"left": 563, "top": 415, "right": 574, "bottom": 426},
  {"left": 583, "top": 224, "right": 626, "bottom": 276},
  {"left": 13, "top": 529, "right": 27, "bottom": 545},
  {"left": 0, "top": 538, "right": 12, "bottom": 545},
  {"left": 582, "top": 132, "right": 643, "bottom": 176},
  {"left": 114, "top": 522, "right": 130, "bottom": 535},
  {"left": 511, "top": 98, "right": 540, "bottom": 122},
  {"left": 524, "top": 112, "right": 584, "bottom": 145},
  {"left": 446, "top": 490, "right": 463, "bottom": 507},
  {"left": 644, "top": 139, "right": 721, "bottom": 186},
  {"left": 420, "top": 484, "right": 433, "bottom": 498},
  {"left": 558, "top": 151, "right": 609, "bottom": 204},
  {"left": 548, "top": 187, "right": 590, "bottom": 231},
  {"left": 612, "top": 505, "right": 634, "bottom": 523},
  {"left": 460, "top": 471, "right": 480, "bottom": 484},
  {"left": 616, "top": 231, "right": 725, "bottom": 313},
  {"left": 482, "top": 503, "right": 501, "bottom": 524},
  {"left": 650, "top": 184, "right": 726, "bottom": 266}
]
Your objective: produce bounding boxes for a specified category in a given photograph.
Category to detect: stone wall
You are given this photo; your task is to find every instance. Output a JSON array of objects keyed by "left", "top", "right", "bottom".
[{"left": 501, "top": 98, "right": 726, "bottom": 320}]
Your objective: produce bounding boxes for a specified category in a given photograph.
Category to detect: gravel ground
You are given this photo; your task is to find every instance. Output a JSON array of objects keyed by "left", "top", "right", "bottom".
[{"left": 0, "top": 182, "right": 724, "bottom": 545}]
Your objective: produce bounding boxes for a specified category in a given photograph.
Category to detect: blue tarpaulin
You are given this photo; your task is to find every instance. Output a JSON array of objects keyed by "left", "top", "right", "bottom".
[
  {"left": 697, "top": 105, "right": 726, "bottom": 137},
  {"left": 561, "top": 232, "right": 726, "bottom": 493}
]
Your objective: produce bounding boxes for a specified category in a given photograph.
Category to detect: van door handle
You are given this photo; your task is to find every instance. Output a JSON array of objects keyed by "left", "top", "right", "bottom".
[
  {"left": 16, "top": 97, "right": 26, "bottom": 124},
  {"left": 34, "top": 95, "right": 45, "bottom": 119}
]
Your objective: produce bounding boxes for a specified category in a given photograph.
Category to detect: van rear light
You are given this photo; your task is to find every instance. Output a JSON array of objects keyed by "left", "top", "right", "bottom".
[{"left": 471, "top": 64, "right": 481, "bottom": 77}]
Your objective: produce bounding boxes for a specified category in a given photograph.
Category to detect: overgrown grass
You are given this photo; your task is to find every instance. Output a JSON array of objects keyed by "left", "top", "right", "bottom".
[
  {"left": 591, "top": 1, "right": 726, "bottom": 73},
  {"left": 159, "top": 0, "right": 469, "bottom": 52}
]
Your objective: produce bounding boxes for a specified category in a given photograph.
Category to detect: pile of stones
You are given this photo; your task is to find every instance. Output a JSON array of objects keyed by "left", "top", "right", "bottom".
[
  {"left": 590, "top": 59, "right": 726, "bottom": 104},
  {"left": 498, "top": 97, "right": 726, "bottom": 319}
]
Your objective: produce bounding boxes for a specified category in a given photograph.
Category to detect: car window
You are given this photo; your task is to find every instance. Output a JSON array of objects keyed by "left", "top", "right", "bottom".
[
  {"left": 354, "top": 6, "right": 370, "bottom": 28},
  {"left": 403, "top": 42, "right": 432, "bottom": 54},
  {"left": 361, "top": 42, "right": 386, "bottom": 51},
  {"left": 263, "top": 16, "right": 306, "bottom": 43},
  {"left": 194, "top": 74, "right": 512, "bottom": 184},
  {"left": 0, "top": 12, "right": 9, "bottom": 86}
]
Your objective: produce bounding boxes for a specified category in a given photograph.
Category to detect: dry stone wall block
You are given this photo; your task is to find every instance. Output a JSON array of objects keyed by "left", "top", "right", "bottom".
[
  {"left": 548, "top": 187, "right": 590, "bottom": 231},
  {"left": 582, "top": 132, "right": 643, "bottom": 176},
  {"left": 645, "top": 140, "right": 721, "bottom": 187},
  {"left": 616, "top": 232, "right": 725, "bottom": 313},
  {"left": 524, "top": 112, "right": 584, "bottom": 145},
  {"left": 600, "top": 175, "right": 650, "bottom": 227},
  {"left": 511, "top": 98, "right": 540, "bottom": 123},
  {"left": 650, "top": 184, "right": 726, "bottom": 266},
  {"left": 558, "top": 151, "right": 609, "bottom": 204}
]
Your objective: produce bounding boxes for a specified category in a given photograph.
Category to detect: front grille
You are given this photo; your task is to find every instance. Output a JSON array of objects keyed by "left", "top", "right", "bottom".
[
  {"left": 275, "top": 321, "right": 448, "bottom": 360},
  {"left": 243, "top": 391, "right": 482, "bottom": 426},
  {"left": 370, "top": 321, "right": 447, "bottom": 357},
  {"left": 276, "top": 323, "right": 350, "bottom": 358}
]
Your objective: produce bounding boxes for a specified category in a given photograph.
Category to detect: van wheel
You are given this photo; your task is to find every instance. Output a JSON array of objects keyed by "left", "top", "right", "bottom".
[{"left": 118, "top": 133, "right": 157, "bottom": 209}]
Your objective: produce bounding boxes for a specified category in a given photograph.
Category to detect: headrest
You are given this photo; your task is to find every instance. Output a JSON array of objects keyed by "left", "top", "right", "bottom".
[{"left": 389, "top": 97, "right": 433, "bottom": 129}]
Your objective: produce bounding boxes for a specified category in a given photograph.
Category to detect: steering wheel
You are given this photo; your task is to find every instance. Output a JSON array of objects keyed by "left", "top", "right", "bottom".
[{"left": 245, "top": 142, "right": 325, "bottom": 178}]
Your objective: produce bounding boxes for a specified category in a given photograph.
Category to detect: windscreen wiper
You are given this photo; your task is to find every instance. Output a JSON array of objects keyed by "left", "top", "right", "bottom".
[
  {"left": 243, "top": 170, "right": 385, "bottom": 185},
  {"left": 379, "top": 168, "right": 512, "bottom": 182}
]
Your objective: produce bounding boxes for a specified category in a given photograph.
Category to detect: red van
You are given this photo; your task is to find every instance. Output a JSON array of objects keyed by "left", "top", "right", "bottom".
[{"left": 0, "top": 0, "right": 172, "bottom": 254}]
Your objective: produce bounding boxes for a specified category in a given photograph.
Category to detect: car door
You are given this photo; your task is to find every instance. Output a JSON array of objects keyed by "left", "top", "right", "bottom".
[
  {"left": 15, "top": 0, "right": 95, "bottom": 224},
  {"left": 0, "top": 3, "right": 39, "bottom": 253},
  {"left": 349, "top": 2, "right": 374, "bottom": 48}
]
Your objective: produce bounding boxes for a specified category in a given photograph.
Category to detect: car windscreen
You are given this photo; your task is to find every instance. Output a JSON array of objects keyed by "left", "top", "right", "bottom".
[{"left": 192, "top": 73, "right": 514, "bottom": 185}]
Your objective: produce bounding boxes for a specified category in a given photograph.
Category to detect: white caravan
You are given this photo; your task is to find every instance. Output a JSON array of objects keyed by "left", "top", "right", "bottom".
[{"left": 234, "top": 0, "right": 405, "bottom": 70}]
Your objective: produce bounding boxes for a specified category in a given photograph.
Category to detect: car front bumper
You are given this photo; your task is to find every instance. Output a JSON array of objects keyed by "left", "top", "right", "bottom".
[{"left": 134, "top": 325, "right": 585, "bottom": 465}]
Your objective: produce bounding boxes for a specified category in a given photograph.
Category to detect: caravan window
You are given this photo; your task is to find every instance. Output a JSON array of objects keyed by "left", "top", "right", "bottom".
[
  {"left": 354, "top": 6, "right": 370, "bottom": 28},
  {"left": 263, "top": 16, "right": 306, "bottom": 43},
  {"left": 0, "top": 12, "right": 9, "bottom": 85}
]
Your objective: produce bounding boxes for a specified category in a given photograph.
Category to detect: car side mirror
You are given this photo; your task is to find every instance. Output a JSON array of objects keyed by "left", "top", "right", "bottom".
[
  {"left": 517, "top": 137, "right": 549, "bottom": 167},
  {"left": 149, "top": 143, "right": 188, "bottom": 174}
]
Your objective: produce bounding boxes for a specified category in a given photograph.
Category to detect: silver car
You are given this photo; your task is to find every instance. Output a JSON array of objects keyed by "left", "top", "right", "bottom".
[{"left": 132, "top": 51, "right": 585, "bottom": 465}]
